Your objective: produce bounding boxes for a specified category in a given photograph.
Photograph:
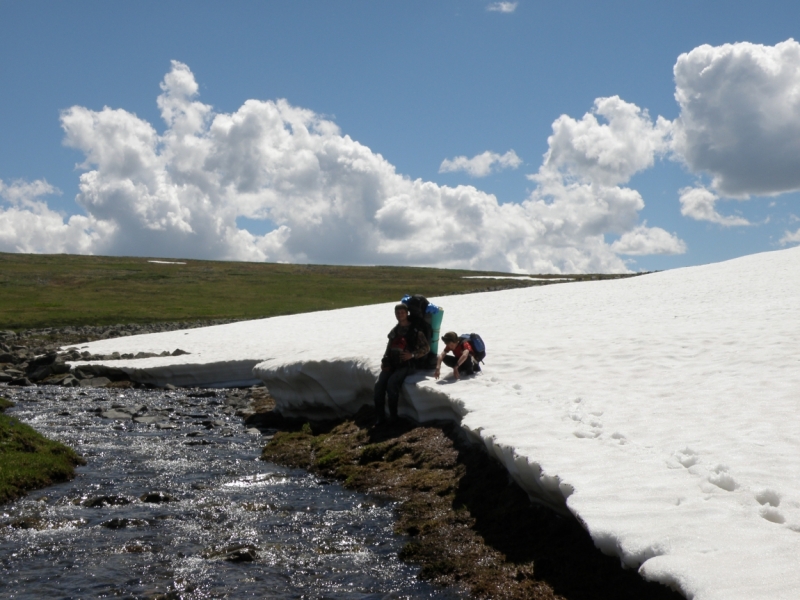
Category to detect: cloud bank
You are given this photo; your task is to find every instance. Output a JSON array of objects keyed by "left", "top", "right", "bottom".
[{"left": 2, "top": 60, "right": 686, "bottom": 273}]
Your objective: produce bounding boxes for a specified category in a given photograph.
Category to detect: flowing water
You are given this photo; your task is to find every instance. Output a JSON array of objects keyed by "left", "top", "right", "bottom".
[{"left": 0, "top": 386, "right": 460, "bottom": 599}]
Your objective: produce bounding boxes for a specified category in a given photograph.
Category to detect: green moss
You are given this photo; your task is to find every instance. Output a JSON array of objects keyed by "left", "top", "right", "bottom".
[
  {"left": 0, "top": 413, "right": 86, "bottom": 504},
  {"left": 0, "top": 397, "right": 15, "bottom": 412},
  {"left": 359, "top": 443, "right": 388, "bottom": 464},
  {"left": 315, "top": 450, "right": 344, "bottom": 469}
]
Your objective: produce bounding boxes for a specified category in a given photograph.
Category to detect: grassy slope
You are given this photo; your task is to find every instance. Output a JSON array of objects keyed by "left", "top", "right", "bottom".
[
  {"left": 0, "top": 252, "right": 629, "bottom": 330},
  {"left": 0, "top": 398, "right": 86, "bottom": 504}
]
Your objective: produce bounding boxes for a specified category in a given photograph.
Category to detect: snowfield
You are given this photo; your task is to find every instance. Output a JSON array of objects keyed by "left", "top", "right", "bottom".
[{"left": 71, "top": 247, "right": 800, "bottom": 600}]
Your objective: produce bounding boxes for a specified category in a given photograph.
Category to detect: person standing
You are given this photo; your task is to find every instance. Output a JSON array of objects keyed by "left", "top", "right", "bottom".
[
  {"left": 374, "top": 303, "right": 430, "bottom": 424},
  {"left": 434, "top": 331, "right": 480, "bottom": 380}
]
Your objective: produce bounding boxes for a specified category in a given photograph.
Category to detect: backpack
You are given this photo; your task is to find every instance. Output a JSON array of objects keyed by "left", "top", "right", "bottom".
[
  {"left": 403, "top": 294, "right": 430, "bottom": 322},
  {"left": 459, "top": 333, "right": 486, "bottom": 363},
  {"left": 401, "top": 294, "right": 436, "bottom": 369}
]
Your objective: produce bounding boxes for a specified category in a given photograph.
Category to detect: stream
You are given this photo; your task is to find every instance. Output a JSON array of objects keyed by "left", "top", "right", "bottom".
[{"left": 0, "top": 385, "right": 461, "bottom": 599}]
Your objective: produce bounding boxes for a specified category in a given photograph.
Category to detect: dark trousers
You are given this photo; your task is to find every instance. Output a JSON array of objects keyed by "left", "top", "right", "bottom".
[
  {"left": 374, "top": 363, "right": 414, "bottom": 421},
  {"left": 442, "top": 354, "right": 477, "bottom": 375}
]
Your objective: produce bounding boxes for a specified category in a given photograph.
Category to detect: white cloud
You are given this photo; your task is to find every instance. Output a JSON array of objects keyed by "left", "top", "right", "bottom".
[
  {"left": 2, "top": 61, "right": 683, "bottom": 273},
  {"left": 678, "top": 186, "right": 750, "bottom": 227},
  {"left": 0, "top": 178, "right": 109, "bottom": 254},
  {"left": 539, "top": 96, "right": 672, "bottom": 187},
  {"left": 611, "top": 224, "right": 687, "bottom": 256},
  {"left": 779, "top": 228, "right": 800, "bottom": 246},
  {"left": 0, "top": 178, "right": 58, "bottom": 207},
  {"left": 487, "top": 2, "right": 518, "bottom": 13},
  {"left": 439, "top": 150, "right": 521, "bottom": 177},
  {"left": 672, "top": 39, "right": 800, "bottom": 197}
]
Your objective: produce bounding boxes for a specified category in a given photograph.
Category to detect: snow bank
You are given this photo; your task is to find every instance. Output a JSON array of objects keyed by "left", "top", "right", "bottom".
[{"left": 70, "top": 246, "right": 800, "bottom": 600}]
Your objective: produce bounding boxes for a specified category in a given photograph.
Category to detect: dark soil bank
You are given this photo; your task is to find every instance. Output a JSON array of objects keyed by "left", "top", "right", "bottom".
[{"left": 252, "top": 404, "right": 684, "bottom": 600}]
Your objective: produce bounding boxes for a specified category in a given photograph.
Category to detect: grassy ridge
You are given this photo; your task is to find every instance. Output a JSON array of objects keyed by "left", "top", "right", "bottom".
[
  {"left": 0, "top": 398, "right": 86, "bottom": 504},
  {"left": 0, "top": 252, "right": 602, "bottom": 330}
]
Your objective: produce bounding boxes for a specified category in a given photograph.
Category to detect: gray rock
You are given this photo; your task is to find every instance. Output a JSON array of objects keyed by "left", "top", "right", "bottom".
[
  {"left": 203, "top": 545, "right": 259, "bottom": 562},
  {"left": 51, "top": 361, "right": 71, "bottom": 374},
  {"left": 27, "top": 365, "right": 53, "bottom": 382},
  {"left": 9, "top": 377, "right": 33, "bottom": 387},
  {"left": 0, "top": 373, "right": 12, "bottom": 383},
  {"left": 80, "top": 495, "right": 132, "bottom": 508},
  {"left": 132, "top": 415, "right": 165, "bottom": 425},
  {"left": 100, "top": 408, "right": 132, "bottom": 420},
  {"left": 79, "top": 377, "right": 111, "bottom": 388},
  {"left": 41, "top": 373, "right": 70, "bottom": 385},
  {"left": 60, "top": 375, "right": 80, "bottom": 387},
  {"left": 139, "top": 491, "right": 175, "bottom": 503},
  {"left": 101, "top": 518, "right": 147, "bottom": 529}
]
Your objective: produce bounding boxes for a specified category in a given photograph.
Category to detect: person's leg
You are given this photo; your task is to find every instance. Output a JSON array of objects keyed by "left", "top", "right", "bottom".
[
  {"left": 443, "top": 354, "right": 476, "bottom": 375},
  {"left": 374, "top": 369, "right": 392, "bottom": 422},
  {"left": 386, "top": 364, "right": 412, "bottom": 420},
  {"left": 458, "top": 356, "right": 476, "bottom": 376}
]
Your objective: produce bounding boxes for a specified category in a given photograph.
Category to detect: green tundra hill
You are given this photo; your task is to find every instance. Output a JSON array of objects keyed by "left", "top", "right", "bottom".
[{"left": 0, "top": 252, "right": 638, "bottom": 330}]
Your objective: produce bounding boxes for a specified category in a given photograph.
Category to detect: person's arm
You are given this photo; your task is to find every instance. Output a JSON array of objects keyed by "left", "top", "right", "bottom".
[
  {"left": 381, "top": 332, "right": 393, "bottom": 370},
  {"left": 434, "top": 347, "right": 447, "bottom": 379},
  {"left": 415, "top": 331, "right": 430, "bottom": 358},
  {"left": 400, "top": 331, "right": 430, "bottom": 362},
  {"left": 456, "top": 348, "right": 470, "bottom": 367}
]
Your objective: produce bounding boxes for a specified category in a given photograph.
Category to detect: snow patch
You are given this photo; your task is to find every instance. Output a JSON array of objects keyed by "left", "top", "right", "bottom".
[{"left": 70, "top": 245, "right": 800, "bottom": 600}]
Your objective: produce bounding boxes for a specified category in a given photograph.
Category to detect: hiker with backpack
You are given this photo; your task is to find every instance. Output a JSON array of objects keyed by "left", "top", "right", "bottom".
[
  {"left": 434, "top": 331, "right": 484, "bottom": 380},
  {"left": 374, "top": 302, "right": 431, "bottom": 424}
]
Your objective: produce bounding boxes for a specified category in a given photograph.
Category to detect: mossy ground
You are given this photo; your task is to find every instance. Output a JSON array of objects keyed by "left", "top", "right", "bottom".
[
  {"left": 0, "top": 397, "right": 86, "bottom": 504},
  {"left": 260, "top": 406, "right": 683, "bottom": 600}
]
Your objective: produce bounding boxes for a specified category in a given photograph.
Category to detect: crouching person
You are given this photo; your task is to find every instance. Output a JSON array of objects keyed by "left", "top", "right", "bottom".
[
  {"left": 434, "top": 331, "right": 480, "bottom": 380},
  {"left": 374, "top": 303, "right": 431, "bottom": 424}
]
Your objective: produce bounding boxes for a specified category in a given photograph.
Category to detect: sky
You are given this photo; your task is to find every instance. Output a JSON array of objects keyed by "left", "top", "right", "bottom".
[{"left": 2, "top": 0, "right": 800, "bottom": 273}]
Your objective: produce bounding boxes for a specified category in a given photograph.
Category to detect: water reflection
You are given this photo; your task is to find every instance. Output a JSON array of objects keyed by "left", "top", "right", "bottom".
[{"left": 0, "top": 386, "right": 459, "bottom": 599}]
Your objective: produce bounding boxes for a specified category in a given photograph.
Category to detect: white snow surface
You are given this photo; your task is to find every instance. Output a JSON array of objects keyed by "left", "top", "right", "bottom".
[{"left": 71, "top": 247, "right": 800, "bottom": 600}]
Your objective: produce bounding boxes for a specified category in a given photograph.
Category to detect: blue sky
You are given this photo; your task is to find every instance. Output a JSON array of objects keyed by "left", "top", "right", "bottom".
[{"left": 2, "top": 0, "right": 800, "bottom": 272}]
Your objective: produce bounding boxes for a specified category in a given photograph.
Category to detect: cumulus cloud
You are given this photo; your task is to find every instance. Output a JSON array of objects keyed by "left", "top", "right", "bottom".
[
  {"left": 523, "top": 96, "right": 685, "bottom": 259},
  {"left": 672, "top": 39, "right": 800, "bottom": 197},
  {"left": 540, "top": 96, "right": 672, "bottom": 187},
  {"left": 439, "top": 150, "right": 522, "bottom": 177},
  {"left": 611, "top": 224, "right": 687, "bottom": 255},
  {"left": 0, "top": 178, "right": 108, "bottom": 254},
  {"left": 678, "top": 186, "right": 750, "bottom": 226},
  {"left": 487, "top": 2, "right": 518, "bottom": 13},
  {"left": 1, "top": 61, "right": 684, "bottom": 273}
]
